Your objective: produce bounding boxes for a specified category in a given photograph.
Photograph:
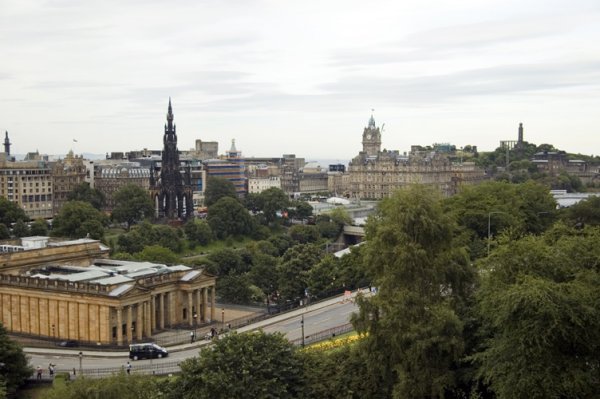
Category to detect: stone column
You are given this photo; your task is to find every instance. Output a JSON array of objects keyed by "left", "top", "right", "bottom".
[
  {"left": 202, "top": 287, "right": 208, "bottom": 322},
  {"left": 210, "top": 286, "right": 215, "bottom": 321},
  {"left": 136, "top": 303, "right": 143, "bottom": 340},
  {"left": 187, "top": 291, "right": 193, "bottom": 327},
  {"left": 145, "top": 301, "right": 151, "bottom": 337},
  {"left": 195, "top": 289, "right": 201, "bottom": 326},
  {"left": 169, "top": 292, "right": 176, "bottom": 326},
  {"left": 126, "top": 306, "right": 133, "bottom": 343},
  {"left": 159, "top": 294, "right": 165, "bottom": 329},
  {"left": 116, "top": 307, "right": 123, "bottom": 346},
  {"left": 150, "top": 295, "right": 156, "bottom": 331}
]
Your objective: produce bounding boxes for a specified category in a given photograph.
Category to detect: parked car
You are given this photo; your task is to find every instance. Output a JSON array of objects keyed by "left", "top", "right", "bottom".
[
  {"left": 129, "top": 343, "right": 168, "bottom": 360},
  {"left": 57, "top": 340, "right": 78, "bottom": 347}
]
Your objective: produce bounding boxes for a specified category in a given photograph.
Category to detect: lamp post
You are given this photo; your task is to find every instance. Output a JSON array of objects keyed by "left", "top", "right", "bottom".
[
  {"left": 78, "top": 352, "right": 83, "bottom": 376},
  {"left": 193, "top": 313, "right": 198, "bottom": 340},
  {"left": 301, "top": 314, "right": 305, "bottom": 347},
  {"left": 487, "top": 211, "right": 507, "bottom": 257},
  {"left": 221, "top": 309, "right": 225, "bottom": 330}
]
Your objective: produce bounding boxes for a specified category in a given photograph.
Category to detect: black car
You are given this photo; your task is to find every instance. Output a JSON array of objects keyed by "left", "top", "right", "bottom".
[{"left": 57, "top": 340, "right": 78, "bottom": 347}]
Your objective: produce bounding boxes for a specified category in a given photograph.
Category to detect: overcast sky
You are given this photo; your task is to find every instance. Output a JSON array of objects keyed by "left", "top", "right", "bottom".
[{"left": 1, "top": 0, "right": 599, "bottom": 161}]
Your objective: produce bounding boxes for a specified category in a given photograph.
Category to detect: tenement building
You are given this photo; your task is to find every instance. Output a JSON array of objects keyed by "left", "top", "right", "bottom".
[
  {"left": 348, "top": 115, "right": 486, "bottom": 199},
  {"left": 0, "top": 237, "right": 216, "bottom": 345}
]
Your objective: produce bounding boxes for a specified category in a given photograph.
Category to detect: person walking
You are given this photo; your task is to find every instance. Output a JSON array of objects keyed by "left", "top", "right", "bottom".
[
  {"left": 36, "top": 366, "right": 42, "bottom": 380},
  {"left": 126, "top": 361, "right": 132, "bottom": 375},
  {"left": 190, "top": 331, "right": 195, "bottom": 344}
]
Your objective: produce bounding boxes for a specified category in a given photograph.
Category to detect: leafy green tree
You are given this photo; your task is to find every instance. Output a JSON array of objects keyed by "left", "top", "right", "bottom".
[
  {"left": 289, "top": 200, "right": 313, "bottom": 219},
  {"left": 0, "top": 197, "right": 28, "bottom": 226},
  {"left": 353, "top": 185, "right": 476, "bottom": 398},
  {"left": 184, "top": 218, "right": 213, "bottom": 247},
  {"left": 116, "top": 222, "right": 183, "bottom": 254},
  {"left": 258, "top": 187, "right": 289, "bottom": 223},
  {"left": 560, "top": 195, "right": 600, "bottom": 228},
  {"left": 249, "top": 253, "right": 279, "bottom": 306},
  {"left": 172, "top": 331, "right": 307, "bottom": 399},
  {"left": 134, "top": 245, "right": 180, "bottom": 265},
  {"left": 206, "top": 248, "right": 246, "bottom": 276},
  {"left": 277, "top": 243, "right": 324, "bottom": 301},
  {"left": 67, "top": 182, "right": 105, "bottom": 210},
  {"left": 51, "top": 201, "right": 107, "bottom": 239},
  {"left": 29, "top": 219, "right": 48, "bottom": 236},
  {"left": 0, "top": 323, "right": 32, "bottom": 396},
  {"left": 44, "top": 372, "right": 166, "bottom": 399},
  {"left": 216, "top": 274, "right": 253, "bottom": 304},
  {"left": 0, "top": 224, "right": 9, "bottom": 240},
  {"left": 111, "top": 184, "right": 154, "bottom": 230},
  {"left": 152, "top": 224, "right": 184, "bottom": 253},
  {"left": 307, "top": 255, "right": 341, "bottom": 298},
  {"left": 207, "top": 197, "right": 254, "bottom": 239},
  {"left": 473, "top": 228, "right": 600, "bottom": 398},
  {"left": 11, "top": 220, "right": 28, "bottom": 238},
  {"left": 288, "top": 224, "right": 320, "bottom": 244},
  {"left": 204, "top": 177, "right": 238, "bottom": 207},
  {"left": 268, "top": 234, "right": 294, "bottom": 256}
]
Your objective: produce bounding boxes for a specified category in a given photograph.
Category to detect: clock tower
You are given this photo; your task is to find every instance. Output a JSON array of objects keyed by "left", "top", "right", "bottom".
[{"left": 362, "top": 114, "right": 381, "bottom": 156}]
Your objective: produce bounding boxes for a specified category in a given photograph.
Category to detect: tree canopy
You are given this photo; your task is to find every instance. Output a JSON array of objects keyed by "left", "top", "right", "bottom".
[
  {"left": 353, "top": 185, "right": 476, "bottom": 398},
  {"left": 51, "top": 201, "right": 107, "bottom": 239},
  {"left": 207, "top": 197, "right": 254, "bottom": 239},
  {"left": 67, "top": 182, "right": 105, "bottom": 210},
  {"left": 173, "top": 331, "right": 307, "bottom": 399},
  {"left": 0, "top": 323, "right": 32, "bottom": 396},
  {"left": 0, "top": 197, "right": 28, "bottom": 226},
  {"left": 111, "top": 184, "right": 154, "bottom": 229},
  {"left": 204, "top": 177, "right": 238, "bottom": 207}
]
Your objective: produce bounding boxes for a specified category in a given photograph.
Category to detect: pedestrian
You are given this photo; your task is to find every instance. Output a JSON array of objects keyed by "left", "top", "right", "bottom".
[
  {"left": 126, "top": 361, "right": 131, "bottom": 375},
  {"left": 48, "top": 363, "right": 54, "bottom": 377},
  {"left": 36, "top": 366, "right": 42, "bottom": 380},
  {"left": 190, "top": 331, "right": 195, "bottom": 343}
]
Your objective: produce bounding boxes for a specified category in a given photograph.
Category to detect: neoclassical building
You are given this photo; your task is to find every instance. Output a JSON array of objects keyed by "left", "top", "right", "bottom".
[
  {"left": 0, "top": 237, "right": 216, "bottom": 345},
  {"left": 348, "top": 115, "right": 487, "bottom": 199}
]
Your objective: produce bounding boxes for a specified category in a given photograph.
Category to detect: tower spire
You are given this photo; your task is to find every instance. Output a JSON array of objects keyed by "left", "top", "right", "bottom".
[{"left": 4, "top": 131, "right": 11, "bottom": 156}]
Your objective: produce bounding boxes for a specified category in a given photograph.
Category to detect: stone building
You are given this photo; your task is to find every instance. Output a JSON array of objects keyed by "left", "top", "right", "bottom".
[
  {"left": 94, "top": 163, "right": 151, "bottom": 212},
  {"left": 0, "top": 158, "right": 53, "bottom": 219},
  {"left": 0, "top": 237, "right": 216, "bottom": 345},
  {"left": 348, "top": 115, "right": 487, "bottom": 199},
  {"left": 51, "top": 151, "right": 87, "bottom": 215}
]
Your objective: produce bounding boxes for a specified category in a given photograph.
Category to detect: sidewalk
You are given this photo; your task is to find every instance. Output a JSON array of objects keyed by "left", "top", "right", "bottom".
[{"left": 23, "top": 288, "right": 370, "bottom": 358}]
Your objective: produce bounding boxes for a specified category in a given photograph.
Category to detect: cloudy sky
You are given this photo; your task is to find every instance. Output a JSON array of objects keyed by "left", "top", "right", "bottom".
[{"left": 1, "top": 0, "right": 599, "bottom": 161}]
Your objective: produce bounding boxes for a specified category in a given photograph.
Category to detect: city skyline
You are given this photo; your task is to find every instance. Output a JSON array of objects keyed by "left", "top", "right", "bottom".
[{"left": 1, "top": 0, "right": 600, "bottom": 159}]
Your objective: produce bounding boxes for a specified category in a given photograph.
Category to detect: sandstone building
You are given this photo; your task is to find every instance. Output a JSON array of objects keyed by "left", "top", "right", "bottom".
[
  {"left": 0, "top": 237, "right": 216, "bottom": 345},
  {"left": 348, "top": 115, "right": 487, "bottom": 199}
]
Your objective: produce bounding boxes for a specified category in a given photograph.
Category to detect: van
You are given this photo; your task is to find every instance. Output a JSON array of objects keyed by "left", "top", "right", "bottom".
[{"left": 129, "top": 343, "right": 168, "bottom": 360}]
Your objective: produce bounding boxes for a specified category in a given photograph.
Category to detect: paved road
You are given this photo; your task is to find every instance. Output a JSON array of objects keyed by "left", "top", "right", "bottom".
[{"left": 26, "top": 292, "right": 364, "bottom": 372}]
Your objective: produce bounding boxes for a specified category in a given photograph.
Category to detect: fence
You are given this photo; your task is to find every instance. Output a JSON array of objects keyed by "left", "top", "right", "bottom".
[{"left": 289, "top": 323, "right": 354, "bottom": 346}]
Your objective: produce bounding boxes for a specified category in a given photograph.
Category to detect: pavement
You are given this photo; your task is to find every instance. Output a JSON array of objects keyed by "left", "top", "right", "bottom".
[{"left": 23, "top": 288, "right": 369, "bottom": 358}]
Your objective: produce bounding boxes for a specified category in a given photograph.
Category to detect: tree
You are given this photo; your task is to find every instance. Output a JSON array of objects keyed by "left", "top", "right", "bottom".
[
  {"left": 112, "top": 184, "right": 154, "bottom": 230},
  {"left": 11, "top": 220, "right": 28, "bottom": 238},
  {"left": 290, "top": 200, "right": 313, "bottom": 219},
  {"left": 277, "top": 243, "right": 324, "bottom": 301},
  {"left": 288, "top": 224, "right": 320, "bottom": 244},
  {"left": 0, "top": 197, "right": 28, "bottom": 226},
  {"left": 67, "top": 182, "right": 105, "bottom": 210},
  {"left": 44, "top": 372, "right": 166, "bottom": 399},
  {"left": 472, "top": 228, "right": 600, "bottom": 398},
  {"left": 249, "top": 253, "right": 280, "bottom": 306},
  {"left": 0, "top": 224, "right": 9, "bottom": 240},
  {"left": 0, "top": 323, "right": 32, "bottom": 396},
  {"left": 184, "top": 218, "right": 213, "bottom": 247},
  {"left": 352, "top": 185, "right": 476, "bottom": 398},
  {"left": 51, "top": 201, "right": 107, "bottom": 239},
  {"left": 135, "top": 245, "right": 180, "bottom": 265},
  {"left": 204, "top": 177, "right": 238, "bottom": 207},
  {"left": 207, "top": 197, "right": 254, "bottom": 239},
  {"left": 29, "top": 219, "right": 48, "bottom": 236},
  {"left": 206, "top": 248, "right": 246, "bottom": 276},
  {"left": 560, "top": 195, "right": 600, "bottom": 228},
  {"left": 216, "top": 274, "right": 253, "bottom": 304},
  {"left": 258, "top": 187, "right": 289, "bottom": 223},
  {"left": 172, "top": 331, "right": 307, "bottom": 399}
]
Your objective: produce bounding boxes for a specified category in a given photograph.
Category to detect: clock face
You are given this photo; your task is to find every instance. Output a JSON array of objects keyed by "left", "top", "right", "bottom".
[{"left": 366, "top": 134, "right": 372, "bottom": 140}]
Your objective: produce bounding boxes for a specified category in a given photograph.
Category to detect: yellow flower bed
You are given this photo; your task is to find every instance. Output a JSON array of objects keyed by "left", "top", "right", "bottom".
[{"left": 303, "top": 333, "right": 367, "bottom": 352}]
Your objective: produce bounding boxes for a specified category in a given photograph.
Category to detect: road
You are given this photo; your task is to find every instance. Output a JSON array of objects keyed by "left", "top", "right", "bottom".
[{"left": 26, "top": 294, "right": 361, "bottom": 372}]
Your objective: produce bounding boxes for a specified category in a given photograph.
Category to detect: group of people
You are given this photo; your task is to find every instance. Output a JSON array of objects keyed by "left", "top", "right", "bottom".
[{"left": 35, "top": 363, "right": 55, "bottom": 380}]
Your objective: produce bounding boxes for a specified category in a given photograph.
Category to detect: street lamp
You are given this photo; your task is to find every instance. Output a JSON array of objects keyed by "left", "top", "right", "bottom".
[
  {"left": 193, "top": 313, "right": 198, "bottom": 339},
  {"left": 78, "top": 352, "right": 83, "bottom": 376},
  {"left": 221, "top": 309, "right": 225, "bottom": 329},
  {"left": 487, "top": 211, "right": 507, "bottom": 257},
  {"left": 301, "top": 314, "right": 305, "bottom": 347}
]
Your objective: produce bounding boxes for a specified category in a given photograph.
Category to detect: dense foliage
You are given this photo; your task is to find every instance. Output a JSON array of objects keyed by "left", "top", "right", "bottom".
[
  {"left": 111, "top": 184, "right": 154, "bottom": 230},
  {"left": 0, "top": 323, "right": 32, "bottom": 396},
  {"left": 51, "top": 201, "right": 107, "bottom": 239}
]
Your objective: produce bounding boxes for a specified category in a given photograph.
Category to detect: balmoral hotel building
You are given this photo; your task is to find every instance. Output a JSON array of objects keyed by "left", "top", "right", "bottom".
[{"left": 0, "top": 237, "right": 216, "bottom": 345}]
